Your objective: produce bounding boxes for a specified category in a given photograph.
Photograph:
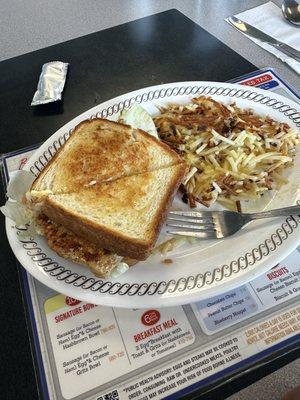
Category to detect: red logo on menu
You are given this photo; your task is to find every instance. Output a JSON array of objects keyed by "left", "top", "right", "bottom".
[
  {"left": 19, "top": 157, "right": 28, "bottom": 170},
  {"left": 141, "top": 310, "right": 161, "bottom": 326},
  {"left": 65, "top": 296, "right": 81, "bottom": 306},
  {"left": 241, "top": 74, "right": 272, "bottom": 87}
]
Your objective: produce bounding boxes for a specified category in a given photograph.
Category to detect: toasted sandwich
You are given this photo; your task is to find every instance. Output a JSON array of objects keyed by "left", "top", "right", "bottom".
[
  {"left": 26, "top": 118, "right": 187, "bottom": 277},
  {"left": 31, "top": 118, "right": 183, "bottom": 195},
  {"left": 41, "top": 164, "right": 186, "bottom": 260}
]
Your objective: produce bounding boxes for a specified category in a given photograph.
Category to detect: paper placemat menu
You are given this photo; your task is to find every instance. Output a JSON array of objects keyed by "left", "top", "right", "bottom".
[
  {"left": 1, "top": 68, "right": 299, "bottom": 400},
  {"left": 45, "top": 302, "right": 195, "bottom": 398},
  {"left": 39, "top": 260, "right": 299, "bottom": 400}
]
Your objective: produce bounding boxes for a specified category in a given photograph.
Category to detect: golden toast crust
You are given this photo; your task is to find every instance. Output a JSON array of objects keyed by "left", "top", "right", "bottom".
[
  {"left": 42, "top": 164, "right": 187, "bottom": 260},
  {"left": 32, "top": 118, "right": 183, "bottom": 193}
]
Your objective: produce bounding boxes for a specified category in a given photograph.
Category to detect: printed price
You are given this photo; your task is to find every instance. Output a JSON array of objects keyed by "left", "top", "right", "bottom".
[
  {"left": 101, "top": 324, "right": 116, "bottom": 334},
  {"left": 109, "top": 351, "right": 125, "bottom": 362}
]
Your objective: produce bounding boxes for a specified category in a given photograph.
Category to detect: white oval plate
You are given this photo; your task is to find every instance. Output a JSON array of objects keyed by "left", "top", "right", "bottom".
[{"left": 5, "top": 81, "right": 300, "bottom": 308}]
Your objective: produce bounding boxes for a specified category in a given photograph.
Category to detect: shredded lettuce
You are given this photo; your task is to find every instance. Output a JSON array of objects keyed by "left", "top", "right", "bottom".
[
  {"left": 1, "top": 170, "right": 37, "bottom": 237},
  {"left": 1, "top": 199, "right": 39, "bottom": 238},
  {"left": 119, "top": 103, "right": 158, "bottom": 138},
  {"left": 1, "top": 200, "right": 32, "bottom": 225},
  {"left": 6, "top": 170, "right": 36, "bottom": 201},
  {"left": 109, "top": 262, "right": 129, "bottom": 279}
]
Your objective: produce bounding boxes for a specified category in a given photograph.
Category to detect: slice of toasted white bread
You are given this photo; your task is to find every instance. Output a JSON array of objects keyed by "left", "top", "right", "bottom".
[
  {"left": 41, "top": 163, "right": 187, "bottom": 260},
  {"left": 36, "top": 213, "right": 122, "bottom": 278},
  {"left": 31, "top": 118, "right": 182, "bottom": 195}
]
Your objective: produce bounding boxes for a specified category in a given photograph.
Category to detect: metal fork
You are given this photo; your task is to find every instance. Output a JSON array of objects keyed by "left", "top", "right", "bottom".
[{"left": 167, "top": 205, "right": 300, "bottom": 239}]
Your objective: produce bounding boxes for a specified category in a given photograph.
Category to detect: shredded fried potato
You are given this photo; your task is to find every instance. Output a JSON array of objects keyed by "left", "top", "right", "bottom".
[{"left": 154, "top": 96, "right": 299, "bottom": 209}]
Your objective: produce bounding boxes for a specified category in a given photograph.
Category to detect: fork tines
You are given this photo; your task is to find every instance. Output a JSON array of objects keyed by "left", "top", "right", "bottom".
[
  {"left": 167, "top": 210, "right": 218, "bottom": 239},
  {"left": 168, "top": 210, "right": 214, "bottom": 218}
]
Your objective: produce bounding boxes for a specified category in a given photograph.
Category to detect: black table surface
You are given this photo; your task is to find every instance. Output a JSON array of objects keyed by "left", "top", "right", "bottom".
[{"left": 0, "top": 9, "right": 298, "bottom": 400}]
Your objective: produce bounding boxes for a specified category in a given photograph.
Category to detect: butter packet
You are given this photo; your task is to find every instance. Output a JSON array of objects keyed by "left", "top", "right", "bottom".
[{"left": 31, "top": 61, "right": 69, "bottom": 106}]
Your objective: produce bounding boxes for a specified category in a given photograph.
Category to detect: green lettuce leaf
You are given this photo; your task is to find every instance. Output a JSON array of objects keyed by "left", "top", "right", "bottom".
[{"left": 119, "top": 103, "right": 158, "bottom": 139}]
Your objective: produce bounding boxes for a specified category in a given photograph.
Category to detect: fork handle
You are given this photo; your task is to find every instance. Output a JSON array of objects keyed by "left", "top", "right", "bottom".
[{"left": 244, "top": 205, "right": 300, "bottom": 220}]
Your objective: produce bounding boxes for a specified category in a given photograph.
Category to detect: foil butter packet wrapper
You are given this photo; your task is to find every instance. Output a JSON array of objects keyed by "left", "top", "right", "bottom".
[{"left": 31, "top": 61, "right": 69, "bottom": 106}]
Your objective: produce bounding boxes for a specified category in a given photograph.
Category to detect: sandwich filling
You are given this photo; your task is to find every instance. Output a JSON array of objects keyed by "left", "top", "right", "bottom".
[{"left": 37, "top": 213, "right": 124, "bottom": 278}]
